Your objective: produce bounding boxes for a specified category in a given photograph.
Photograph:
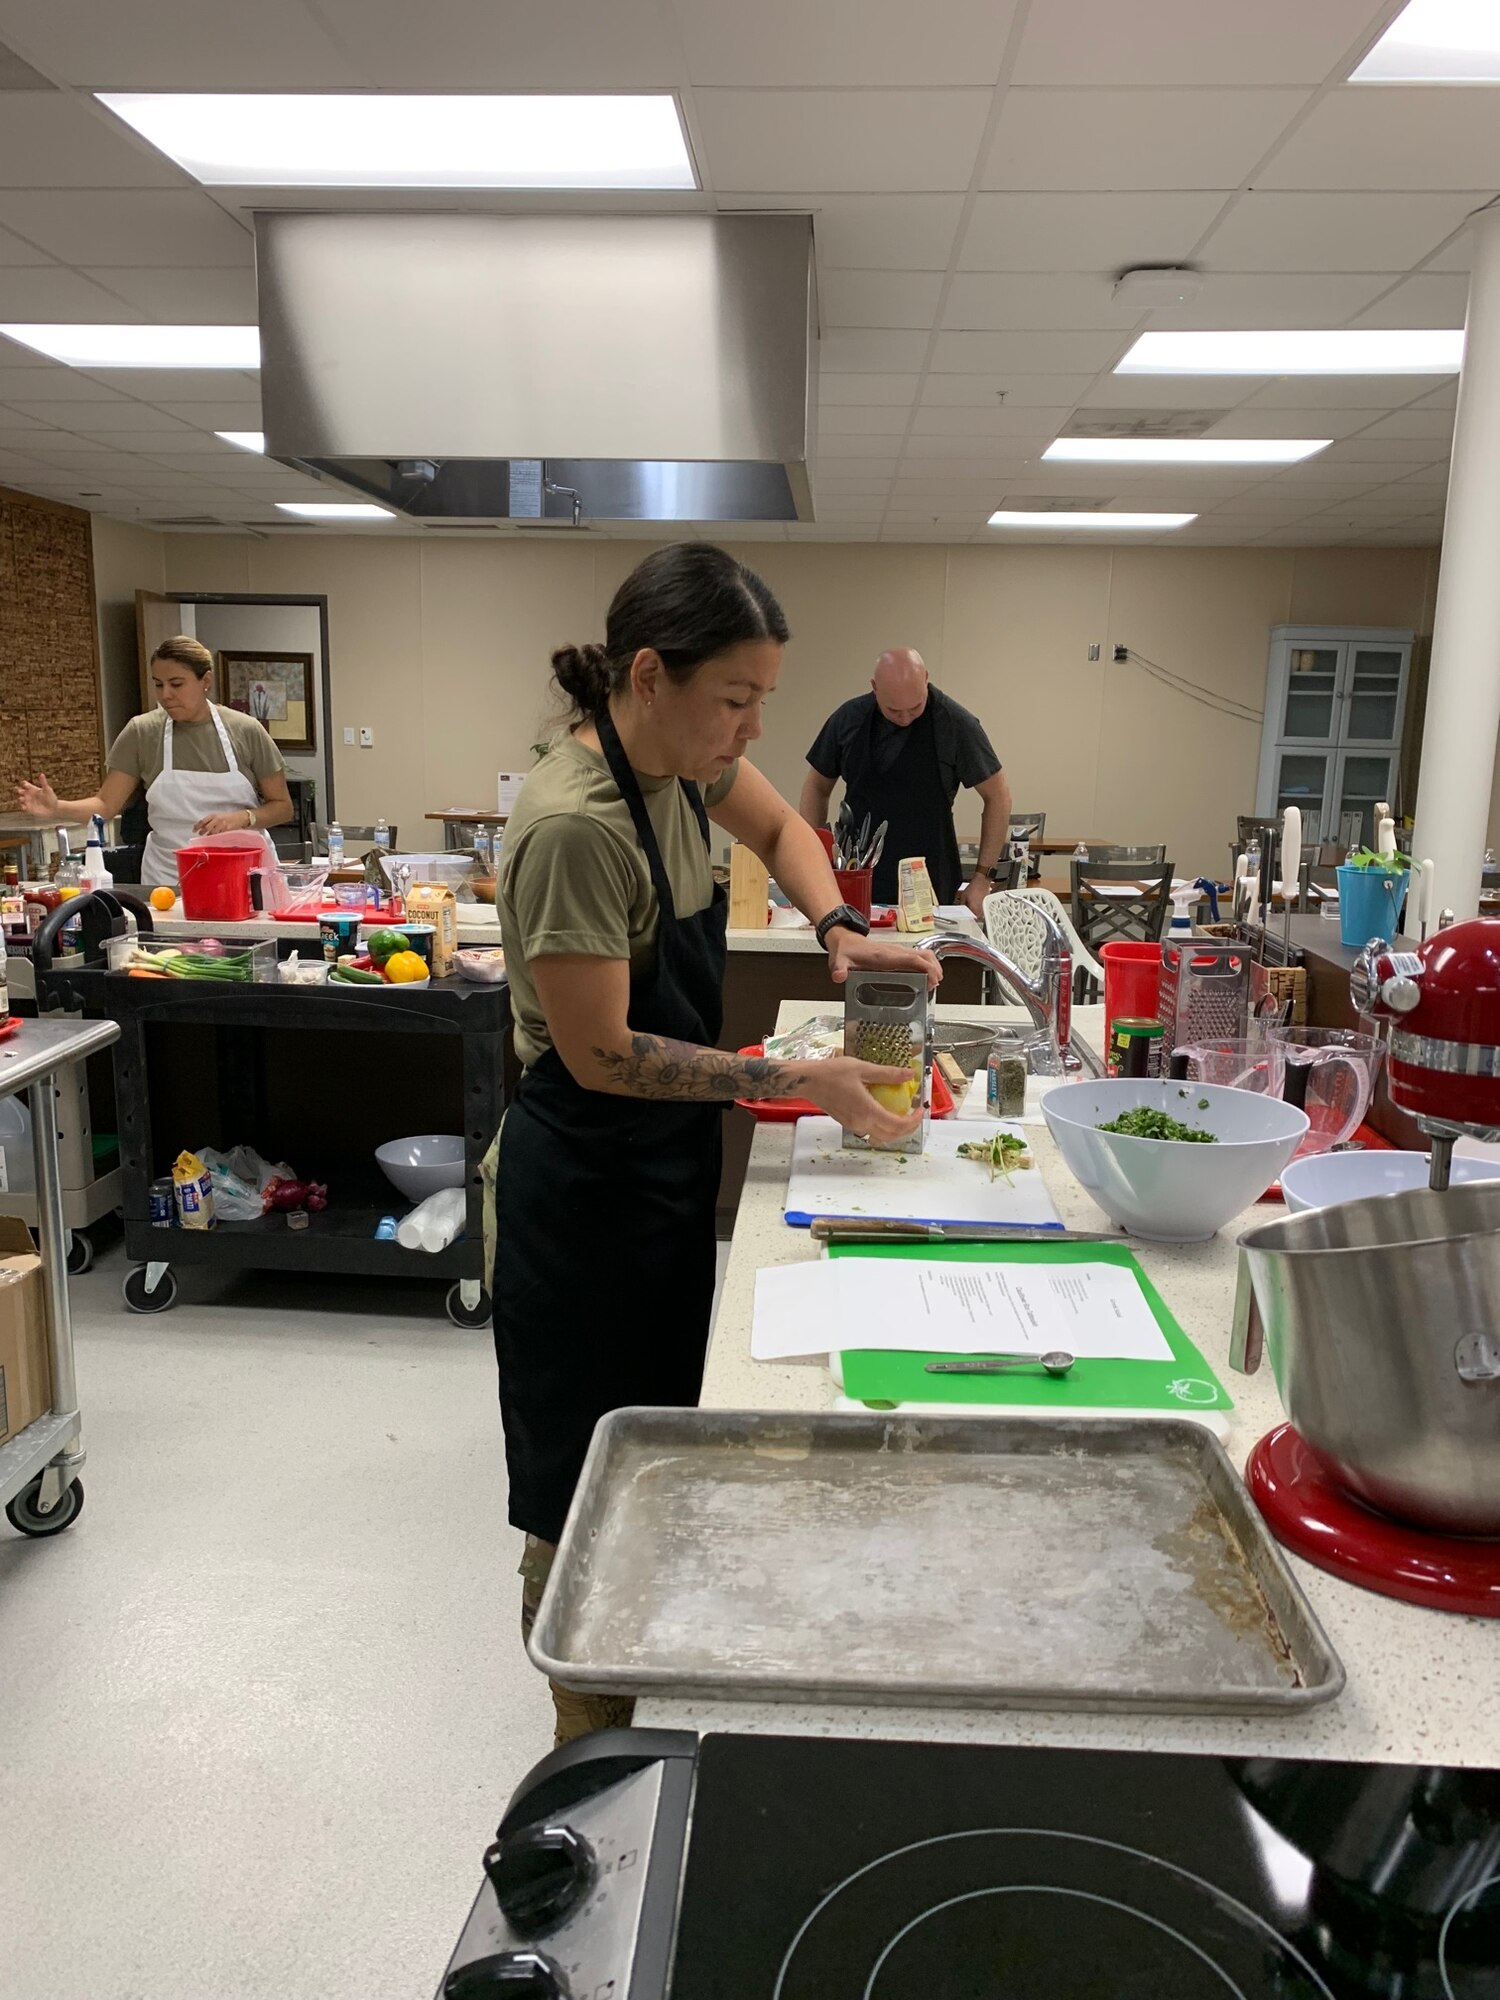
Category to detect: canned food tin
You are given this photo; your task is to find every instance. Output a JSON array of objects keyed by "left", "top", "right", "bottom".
[
  {"left": 148, "top": 1176, "right": 175, "bottom": 1227},
  {"left": 1107, "top": 1016, "right": 1165, "bottom": 1078}
]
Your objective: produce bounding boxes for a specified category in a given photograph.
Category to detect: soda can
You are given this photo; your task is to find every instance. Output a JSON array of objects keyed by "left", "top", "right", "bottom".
[{"left": 148, "top": 1176, "right": 175, "bottom": 1227}]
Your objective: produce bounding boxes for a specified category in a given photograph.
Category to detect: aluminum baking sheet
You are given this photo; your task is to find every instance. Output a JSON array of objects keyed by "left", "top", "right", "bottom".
[{"left": 530, "top": 1410, "right": 1344, "bottom": 1714}]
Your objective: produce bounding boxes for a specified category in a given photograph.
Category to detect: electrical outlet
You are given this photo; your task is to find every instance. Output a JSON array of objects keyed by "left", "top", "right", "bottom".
[
  {"left": 359, "top": 726, "right": 373, "bottom": 748},
  {"left": 1113, "top": 644, "right": 1129, "bottom": 663},
  {"left": 342, "top": 726, "right": 355, "bottom": 746}
]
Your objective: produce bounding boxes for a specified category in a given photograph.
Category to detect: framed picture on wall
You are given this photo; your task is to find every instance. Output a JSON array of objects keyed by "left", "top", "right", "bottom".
[{"left": 218, "top": 650, "right": 317, "bottom": 754}]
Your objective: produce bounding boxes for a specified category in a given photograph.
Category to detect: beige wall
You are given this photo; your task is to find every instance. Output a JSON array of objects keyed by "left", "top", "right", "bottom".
[
  {"left": 90, "top": 515, "right": 166, "bottom": 746},
  {"left": 150, "top": 532, "right": 1438, "bottom": 880}
]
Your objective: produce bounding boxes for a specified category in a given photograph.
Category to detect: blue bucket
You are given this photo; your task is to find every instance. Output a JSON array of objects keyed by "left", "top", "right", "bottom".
[{"left": 1336, "top": 864, "right": 1406, "bottom": 948}]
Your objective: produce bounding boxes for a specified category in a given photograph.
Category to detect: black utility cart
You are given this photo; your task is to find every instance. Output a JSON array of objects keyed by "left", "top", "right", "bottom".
[{"left": 34, "top": 894, "right": 507, "bottom": 1327}]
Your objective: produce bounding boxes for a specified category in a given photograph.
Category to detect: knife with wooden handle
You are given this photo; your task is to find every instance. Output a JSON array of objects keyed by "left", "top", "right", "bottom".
[{"left": 809, "top": 1218, "right": 1122, "bottom": 1245}]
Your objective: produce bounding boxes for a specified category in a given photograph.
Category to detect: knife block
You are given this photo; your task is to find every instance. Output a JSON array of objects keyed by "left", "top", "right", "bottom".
[{"left": 728, "top": 843, "right": 770, "bottom": 929}]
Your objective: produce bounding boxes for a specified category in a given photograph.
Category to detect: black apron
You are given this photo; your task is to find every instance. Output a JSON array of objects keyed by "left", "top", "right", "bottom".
[
  {"left": 841, "top": 697, "right": 962, "bottom": 904},
  {"left": 491, "top": 708, "right": 727, "bottom": 1544}
]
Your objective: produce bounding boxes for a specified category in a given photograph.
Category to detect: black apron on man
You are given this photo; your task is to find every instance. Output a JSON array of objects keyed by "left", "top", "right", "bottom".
[
  {"left": 840, "top": 699, "right": 962, "bottom": 904},
  {"left": 491, "top": 705, "right": 726, "bottom": 1545}
]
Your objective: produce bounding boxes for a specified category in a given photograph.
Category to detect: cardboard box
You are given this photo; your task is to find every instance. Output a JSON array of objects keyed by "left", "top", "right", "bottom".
[
  {"left": 0, "top": 1217, "right": 52, "bottom": 1446},
  {"left": 407, "top": 883, "right": 458, "bottom": 978}
]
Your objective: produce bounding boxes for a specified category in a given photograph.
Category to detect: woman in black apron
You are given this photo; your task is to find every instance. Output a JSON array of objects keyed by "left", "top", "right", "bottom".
[{"left": 488, "top": 543, "right": 939, "bottom": 1745}]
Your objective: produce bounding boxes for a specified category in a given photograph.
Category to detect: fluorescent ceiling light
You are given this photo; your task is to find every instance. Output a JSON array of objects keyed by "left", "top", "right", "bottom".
[
  {"left": 0, "top": 323, "right": 260, "bottom": 368},
  {"left": 987, "top": 510, "right": 1196, "bottom": 530},
  {"left": 275, "top": 502, "right": 394, "bottom": 520},
  {"left": 1117, "top": 330, "right": 1464, "bottom": 375},
  {"left": 98, "top": 92, "right": 696, "bottom": 189},
  {"left": 1044, "top": 438, "right": 1330, "bottom": 466},
  {"left": 216, "top": 431, "right": 265, "bottom": 453},
  {"left": 1353, "top": 0, "right": 1500, "bottom": 82}
]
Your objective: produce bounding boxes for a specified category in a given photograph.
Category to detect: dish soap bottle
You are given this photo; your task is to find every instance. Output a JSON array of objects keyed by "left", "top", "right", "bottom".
[{"left": 83, "top": 815, "right": 112, "bottom": 890}]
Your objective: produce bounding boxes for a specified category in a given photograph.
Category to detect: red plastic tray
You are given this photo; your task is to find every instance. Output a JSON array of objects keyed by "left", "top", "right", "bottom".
[{"left": 734, "top": 1043, "right": 956, "bottom": 1123}]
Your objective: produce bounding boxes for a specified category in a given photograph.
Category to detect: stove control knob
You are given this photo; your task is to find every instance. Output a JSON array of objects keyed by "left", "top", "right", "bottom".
[
  {"left": 443, "top": 1949, "right": 570, "bottom": 1998},
  {"left": 1380, "top": 973, "right": 1422, "bottom": 1014},
  {"left": 484, "top": 1824, "right": 595, "bottom": 1937}
]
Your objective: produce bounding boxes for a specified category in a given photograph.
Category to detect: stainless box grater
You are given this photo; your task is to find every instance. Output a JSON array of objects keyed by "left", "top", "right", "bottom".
[
  {"left": 1156, "top": 938, "right": 1252, "bottom": 1056},
  {"left": 842, "top": 968, "right": 932, "bottom": 1154}
]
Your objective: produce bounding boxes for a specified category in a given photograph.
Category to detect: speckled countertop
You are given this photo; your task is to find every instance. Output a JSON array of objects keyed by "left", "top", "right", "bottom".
[{"left": 636, "top": 999, "right": 1498, "bottom": 1765}]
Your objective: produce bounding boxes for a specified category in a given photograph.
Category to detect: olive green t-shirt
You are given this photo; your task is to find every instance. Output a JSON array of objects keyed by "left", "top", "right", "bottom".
[
  {"left": 107, "top": 705, "right": 286, "bottom": 792},
  {"left": 498, "top": 732, "right": 738, "bottom": 1068}
]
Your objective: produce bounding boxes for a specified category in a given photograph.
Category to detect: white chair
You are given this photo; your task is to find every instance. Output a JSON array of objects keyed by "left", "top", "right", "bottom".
[{"left": 985, "top": 887, "right": 1106, "bottom": 1001}]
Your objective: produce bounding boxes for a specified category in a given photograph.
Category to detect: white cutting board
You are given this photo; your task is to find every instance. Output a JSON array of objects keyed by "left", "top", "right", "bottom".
[{"left": 784, "top": 1116, "right": 1064, "bottom": 1230}]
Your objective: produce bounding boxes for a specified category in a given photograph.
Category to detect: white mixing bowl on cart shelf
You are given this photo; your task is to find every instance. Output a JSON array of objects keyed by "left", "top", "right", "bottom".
[{"left": 375, "top": 1134, "right": 466, "bottom": 1202}]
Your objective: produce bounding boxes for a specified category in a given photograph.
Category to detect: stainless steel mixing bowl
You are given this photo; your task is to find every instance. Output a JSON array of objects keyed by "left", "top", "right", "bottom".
[{"left": 1232, "top": 1182, "right": 1500, "bottom": 1536}]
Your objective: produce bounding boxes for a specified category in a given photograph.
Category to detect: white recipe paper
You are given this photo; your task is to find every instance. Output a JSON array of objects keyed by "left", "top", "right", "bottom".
[{"left": 751, "top": 1257, "right": 1171, "bottom": 1364}]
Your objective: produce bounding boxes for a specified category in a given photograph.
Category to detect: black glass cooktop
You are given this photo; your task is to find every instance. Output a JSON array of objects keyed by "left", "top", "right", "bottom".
[{"left": 669, "top": 1736, "right": 1500, "bottom": 1999}]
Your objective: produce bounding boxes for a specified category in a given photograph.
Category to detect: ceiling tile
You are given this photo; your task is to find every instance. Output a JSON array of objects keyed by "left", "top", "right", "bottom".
[
  {"left": 1201, "top": 405, "right": 1393, "bottom": 440},
  {"left": 78, "top": 367, "right": 261, "bottom": 401},
  {"left": 901, "top": 454, "right": 1029, "bottom": 478},
  {"left": 81, "top": 265, "right": 259, "bottom": 322},
  {"left": 147, "top": 399, "right": 263, "bottom": 430},
  {"left": 680, "top": 0, "right": 1016, "bottom": 85},
  {"left": 0, "top": 190, "right": 250, "bottom": 266},
  {"left": 817, "top": 433, "right": 908, "bottom": 457},
  {"left": 0, "top": 221, "right": 52, "bottom": 264},
  {"left": 1410, "top": 380, "right": 1459, "bottom": 409},
  {"left": 0, "top": 0, "right": 358, "bottom": 85},
  {"left": 910, "top": 403, "right": 1070, "bottom": 437},
  {"left": 819, "top": 330, "right": 933, "bottom": 372},
  {"left": 311, "top": 0, "right": 678, "bottom": 86},
  {"left": 0, "top": 91, "right": 186, "bottom": 187},
  {"left": 919, "top": 371, "right": 1095, "bottom": 406},
  {"left": 820, "top": 270, "right": 944, "bottom": 330},
  {"left": 1361, "top": 408, "right": 1456, "bottom": 442},
  {"left": 0, "top": 360, "right": 127, "bottom": 397},
  {"left": 1012, "top": 1, "right": 1390, "bottom": 87},
  {"left": 983, "top": 88, "right": 1307, "bottom": 192},
  {"left": 817, "top": 404, "right": 918, "bottom": 435},
  {"left": 1199, "top": 191, "right": 1483, "bottom": 272},
  {"left": 0, "top": 264, "right": 141, "bottom": 316},
  {"left": 942, "top": 273, "right": 1138, "bottom": 332},
  {"left": 5, "top": 398, "right": 163, "bottom": 428},
  {"left": 1351, "top": 272, "right": 1472, "bottom": 329},
  {"left": 1150, "top": 271, "right": 1392, "bottom": 329},
  {"left": 72, "top": 427, "right": 229, "bottom": 453},
  {"left": 930, "top": 329, "right": 1126, "bottom": 372},
  {"left": 749, "top": 195, "right": 967, "bottom": 271},
  {"left": 1080, "top": 372, "right": 1252, "bottom": 410},
  {"left": 961, "top": 191, "right": 1226, "bottom": 272},
  {"left": 817, "top": 374, "right": 921, "bottom": 407},
  {"left": 697, "top": 89, "right": 990, "bottom": 194},
  {"left": 1323, "top": 437, "right": 1446, "bottom": 465},
  {"left": 1259, "top": 88, "right": 1500, "bottom": 193},
  {"left": 1242, "top": 375, "right": 1456, "bottom": 410}
]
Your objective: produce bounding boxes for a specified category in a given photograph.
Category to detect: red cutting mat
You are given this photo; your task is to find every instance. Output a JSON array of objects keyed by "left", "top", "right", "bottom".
[{"left": 735, "top": 1043, "right": 955, "bottom": 1122}]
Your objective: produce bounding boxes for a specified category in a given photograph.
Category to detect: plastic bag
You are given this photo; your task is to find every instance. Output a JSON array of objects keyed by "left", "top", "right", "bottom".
[
  {"left": 173, "top": 1149, "right": 215, "bottom": 1229},
  {"left": 198, "top": 1144, "right": 296, "bottom": 1222}
]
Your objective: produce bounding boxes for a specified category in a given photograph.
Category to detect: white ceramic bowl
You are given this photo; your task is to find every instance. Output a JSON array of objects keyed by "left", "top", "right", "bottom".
[
  {"left": 375, "top": 1134, "right": 466, "bottom": 1202},
  {"left": 1280, "top": 1148, "right": 1500, "bottom": 1214},
  {"left": 1041, "top": 1078, "right": 1309, "bottom": 1243}
]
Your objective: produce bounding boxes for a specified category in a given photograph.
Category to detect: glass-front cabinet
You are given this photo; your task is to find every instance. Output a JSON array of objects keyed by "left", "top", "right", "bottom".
[{"left": 1256, "top": 626, "right": 1413, "bottom": 851}]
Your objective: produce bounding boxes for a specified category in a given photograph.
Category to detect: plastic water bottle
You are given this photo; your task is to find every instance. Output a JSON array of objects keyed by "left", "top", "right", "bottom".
[
  {"left": 1072, "top": 840, "right": 1089, "bottom": 862},
  {"left": 327, "top": 821, "right": 344, "bottom": 866},
  {"left": 373, "top": 817, "right": 391, "bottom": 852}
]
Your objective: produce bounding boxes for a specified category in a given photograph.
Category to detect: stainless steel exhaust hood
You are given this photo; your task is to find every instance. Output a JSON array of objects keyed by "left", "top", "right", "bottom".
[{"left": 254, "top": 211, "right": 815, "bottom": 524}]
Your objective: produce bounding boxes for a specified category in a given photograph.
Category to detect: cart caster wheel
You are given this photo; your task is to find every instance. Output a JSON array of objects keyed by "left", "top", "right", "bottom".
[
  {"left": 122, "top": 1266, "right": 177, "bottom": 1314},
  {"left": 66, "top": 1232, "right": 94, "bottom": 1276},
  {"left": 446, "top": 1283, "right": 492, "bottom": 1329},
  {"left": 6, "top": 1475, "right": 84, "bottom": 1537}
]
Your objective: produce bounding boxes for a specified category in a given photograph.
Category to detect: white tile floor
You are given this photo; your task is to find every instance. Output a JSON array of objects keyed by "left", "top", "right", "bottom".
[{"left": 1, "top": 1233, "right": 672, "bottom": 2000}]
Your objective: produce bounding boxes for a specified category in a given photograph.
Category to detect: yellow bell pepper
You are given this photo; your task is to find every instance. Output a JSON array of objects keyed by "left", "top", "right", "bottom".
[{"left": 383, "top": 950, "right": 429, "bottom": 984}]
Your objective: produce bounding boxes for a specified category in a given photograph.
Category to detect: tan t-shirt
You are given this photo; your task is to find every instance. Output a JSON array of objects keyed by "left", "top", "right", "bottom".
[
  {"left": 107, "top": 705, "right": 286, "bottom": 793},
  {"left": 498, "top": 732, "right": 737, "bottom": 1067}
]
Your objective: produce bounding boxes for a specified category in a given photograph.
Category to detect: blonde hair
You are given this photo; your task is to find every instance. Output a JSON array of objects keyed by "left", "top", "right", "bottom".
[{"left": 150, "top": 635, "right": 214, "bottom": 678}]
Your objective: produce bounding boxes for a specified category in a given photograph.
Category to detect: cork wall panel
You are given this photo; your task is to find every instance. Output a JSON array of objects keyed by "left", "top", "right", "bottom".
[{"left": 0, "top": 487, "right": 103, "bottom": 798}]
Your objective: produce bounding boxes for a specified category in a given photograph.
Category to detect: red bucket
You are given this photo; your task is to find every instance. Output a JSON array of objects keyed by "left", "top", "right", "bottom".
[
  {"left": 175, "top": 840, "right": 262, "bottom": 921},
  {"left": 1101, "top": 940, "right": 1162, "bottom": 1061}
]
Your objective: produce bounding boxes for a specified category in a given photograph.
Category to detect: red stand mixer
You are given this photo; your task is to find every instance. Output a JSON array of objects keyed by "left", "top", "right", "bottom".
[{"left": 1235, "top": 917, "right": 1500, "bottom": 1616}]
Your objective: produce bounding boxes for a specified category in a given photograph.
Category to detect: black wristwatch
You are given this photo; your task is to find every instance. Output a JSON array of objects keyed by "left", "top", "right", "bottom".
[{"left": 816, "top": 902, "right": 872, "bottom": 947}]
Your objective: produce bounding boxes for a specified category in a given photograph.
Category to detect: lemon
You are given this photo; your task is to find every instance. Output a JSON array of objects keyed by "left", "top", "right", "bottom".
[{"left": 868, "top": 1079, "right": 918, "bottom": 1115}]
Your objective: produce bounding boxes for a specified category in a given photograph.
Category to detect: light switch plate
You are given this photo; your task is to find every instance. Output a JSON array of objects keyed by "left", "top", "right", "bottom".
[
  {"left": 359, "top": 727, "right": 373, "bottom": 748},
  {"left": 342, "top": 726, "right": 355, "bottom": 746}
]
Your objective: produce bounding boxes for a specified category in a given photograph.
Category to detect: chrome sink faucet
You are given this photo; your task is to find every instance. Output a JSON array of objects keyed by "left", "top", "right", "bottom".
[{"left": 915, "top": 917, "right": 1098, "bottom": 1076}]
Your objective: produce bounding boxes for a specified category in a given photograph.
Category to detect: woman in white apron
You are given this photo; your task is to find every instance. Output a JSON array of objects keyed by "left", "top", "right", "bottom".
[{"left": 16, "top": 636, "right": 294, "bottom": 887}]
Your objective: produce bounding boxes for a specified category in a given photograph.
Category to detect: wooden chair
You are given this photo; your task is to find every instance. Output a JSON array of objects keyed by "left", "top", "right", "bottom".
[{"left": 1070, "top": 857, "right": 1174, "bottom": 963}]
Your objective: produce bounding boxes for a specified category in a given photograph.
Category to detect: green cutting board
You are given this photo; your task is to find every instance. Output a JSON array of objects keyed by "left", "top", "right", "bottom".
[{"left": 834, "top": 1241, "right": 1232, "bottom": 1415}]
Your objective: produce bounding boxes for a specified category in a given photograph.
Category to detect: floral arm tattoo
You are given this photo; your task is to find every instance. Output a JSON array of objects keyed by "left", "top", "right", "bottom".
[{"left": 590, "top": 1032, "right": 804, "bottom": 1101}]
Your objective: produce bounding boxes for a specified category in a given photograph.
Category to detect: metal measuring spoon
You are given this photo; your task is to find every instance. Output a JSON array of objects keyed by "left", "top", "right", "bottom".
[{"left": 924, "top": 1351, "right": 1075, "bottom": 1377}]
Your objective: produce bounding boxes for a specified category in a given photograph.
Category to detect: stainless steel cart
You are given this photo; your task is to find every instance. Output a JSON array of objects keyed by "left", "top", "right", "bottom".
[{"left": 0, "top": 1016, "right": 120, "bottom": 1537}]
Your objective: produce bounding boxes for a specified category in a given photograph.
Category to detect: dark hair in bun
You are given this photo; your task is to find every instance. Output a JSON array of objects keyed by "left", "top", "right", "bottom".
[{"left": 551, "top": 541, "right": 789, "bottom": 723}]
